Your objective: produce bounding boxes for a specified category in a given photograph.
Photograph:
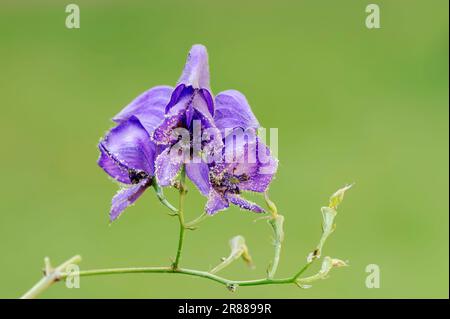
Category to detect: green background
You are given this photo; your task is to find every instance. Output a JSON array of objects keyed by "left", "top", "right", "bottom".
[{"left": 0, "top": 0, "right": 448, "bottom": 298}]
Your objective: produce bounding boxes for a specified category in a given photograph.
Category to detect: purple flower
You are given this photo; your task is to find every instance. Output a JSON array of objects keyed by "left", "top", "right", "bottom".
[
  {"left": 204, "top": 135, "right": 278, "bottom": 215},
  {"left": 152, "top": 44, "right": 223, "bottom": 187},
  {"left": 153, "top": 44, "right": 214, "bottom": 144},
  {"left": 98, "top": 117, "right": 156, "bottom": 221},
  {"left": 98, "top": 43, "right": 278, "bottom": 219},
  {"left": 98, "top": 86, "right": 173, "bottom": 222},
  {"left": 188, "top": 90, "right": 278, "bottom": 215}
]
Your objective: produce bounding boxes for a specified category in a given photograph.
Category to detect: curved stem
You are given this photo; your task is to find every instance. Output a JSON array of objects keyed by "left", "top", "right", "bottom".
[
  {"left": 267, "top": 236, "right": 282, "bottom": 278},
  {"left": 264, "top": 191, "right": 284, "bottom": 279},
  {"left": 22, "top": 258, "right": 317, "bottom": 298},
  {"left": 58, "top": 266, "right": 298, "bottom": 288},
  {"left": 173, "top": 166, "right": 187, "bottom": 269},
  {"left": 152, "top": 178, "right": 178, "bottom": 214},
  {"left": 210, "top": 254, "right": 240, "bottom": 275},
  {"left": 185, "top": 211, "right": 208, "bottom": 229}
]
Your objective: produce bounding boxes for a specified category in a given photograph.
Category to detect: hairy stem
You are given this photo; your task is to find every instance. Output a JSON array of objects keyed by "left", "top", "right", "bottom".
[{"left": 173, "top": 166, "right": 187, "bottom": 269}]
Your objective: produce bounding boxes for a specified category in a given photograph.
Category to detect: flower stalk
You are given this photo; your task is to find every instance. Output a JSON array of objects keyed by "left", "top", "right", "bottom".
[
  {"left": 172, "top": 165, "right": 187, "bottom": 269},
  {"left": 152, "top": 179, "right": 178, "bottom": 215},
  {"left": 264, "top": 191, "right": 285, "bottom": 279}
]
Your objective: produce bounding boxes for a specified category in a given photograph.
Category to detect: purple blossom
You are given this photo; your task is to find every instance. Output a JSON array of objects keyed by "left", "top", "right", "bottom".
[
  {"left": 188, "top": 90, "right": 278, "bottom": 215},
  {"left": 98, "top": 44, "right": 279, "bottom": 220},
  {"left": 152, "top": 45, "right": 223, "bottom": 188},
  {"left": 98, "top": 116, "right": 157, "bottom": 221},
  {"left": 98, "top": 86, "right": 173, "bottom": 221},
  {"left": 153, "top": 44, "right": 214, "bottom": 145},
  {"left": 204, "top": 134, "right": 278, "bottom": 215}
]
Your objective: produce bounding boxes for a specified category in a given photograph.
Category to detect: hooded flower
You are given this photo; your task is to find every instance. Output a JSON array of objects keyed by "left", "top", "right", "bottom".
[
  {"left": 152, "top": 44, "right": 223, "bottom": 187},
  {"left": 187, "top": 90, "right": 278, "bottom": 214},
  {"left": 205, "top": 136, "right": 278, "bottom": 214},
  {"left": 153, "top": 44, "right": 214, "bottom": 144},
  {"left": 98, "top": 43, "right": 278, "bottom": 219},
  {"left": 98, "top": 116, "right": 156, "bottom": 221},
  {"left": 98, "top": 86, "right": 173, "bottom": 221}
]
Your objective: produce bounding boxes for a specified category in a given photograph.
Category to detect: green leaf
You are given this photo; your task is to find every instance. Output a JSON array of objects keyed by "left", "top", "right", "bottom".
[{"left": 329, "top": 183, "right": 354, "bottom": 209}]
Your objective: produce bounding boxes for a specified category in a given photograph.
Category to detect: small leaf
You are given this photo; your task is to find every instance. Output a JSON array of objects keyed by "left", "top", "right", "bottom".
[
  {"left": 329, "top": 183, "right": 354, "bottom": 209},
  {"left": 308, "top": 184, "right": 353, "bottom": 261}
]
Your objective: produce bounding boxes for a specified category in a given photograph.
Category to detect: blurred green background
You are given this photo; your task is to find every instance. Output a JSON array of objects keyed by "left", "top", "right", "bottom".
[{"left": 0, "top": 0, "right": 448, "bottom": 298}]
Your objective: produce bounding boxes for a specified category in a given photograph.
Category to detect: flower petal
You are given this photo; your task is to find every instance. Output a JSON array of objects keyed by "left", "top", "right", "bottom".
[
  {"left": 192, "top": 89, "right": 214, "bottom": 121},
  {"left": 97, "top": 148, "right": 130, "bottom": 184},
  {"left": 98, "top": 116, "right": 157, "bottom": 179},
  {"left": 155, "top": 147, "right": 183, "bottom": 187},
  {"left": 110, "top": 179, "right": 150, "bottom": 222},
  {"left": 226, "top": 194, "right": 264, "bottom": 213},
  {"left": 214, "top": 90, "right": 260, "bottom": 133},
  {"left": 165, "top": 85, "right": 214, "bottom": 123},
  {"left": 178, "top": 44, "right": 210, "bottom": 89},
  {"left": 186, "top": 162, "right": 211, "bottom": 196},
  {"left": 224, "top": 134, "right": 278, "bottom": 193},
  {"left": 205, "top": 189, "right": 229, "bottom": 215},
  {"left": 165, "top": 84, "right": 192, "bottom": 114},
  {"left": 238, "top": 139, "right": 278, "bottom": 192},
  {"left": 113, "top": 86, "right": 173, "bottom": 134},
  {"left": 152, "top": 108, "right": 185, "bottom": 145},
  {"left": 199, "top": 88, "right": 214, "bottom": 117}
]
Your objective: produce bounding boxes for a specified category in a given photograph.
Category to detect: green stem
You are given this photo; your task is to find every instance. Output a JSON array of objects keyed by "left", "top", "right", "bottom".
[
  {"left": 21, "top": 256, "right": 316, "bottom": 298},
  {"left": 185, "top": 212, "right": 207, "bottom": 229},
  {"left": 173, "top": 166, "right": 187, "bottom": 269},
  {"left": 152, "top": 179, "right": 178, "bottom": 214},
  {"left": 56, "top": 266, "right": 298, "bottom": 288},
  {"left": 21, "top": 255, "right": 82, "bottom": 299},
  {"left": 293, "top": 261, "right": 313, "bottom": 280},
  {"left": 267, "top": 238, "right": 282, "bottom": 278},
  {"left": 264, "top": 192, "right": 284, "bottom": 279},
  {"left": 210, "top": 254, "right": 239, "bottom": 275}
]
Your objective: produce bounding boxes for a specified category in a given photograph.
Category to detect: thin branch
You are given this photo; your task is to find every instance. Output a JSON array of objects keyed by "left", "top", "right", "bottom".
[
  {"left": 173, "top": 166, "right": 187, "bottom": 269},
  {"left": 21, "top": 255, "right": 82, "bottom": 299},
  {"left": 152, "top": 179, "right": 178, "bottom": 214},
  {"left": 264, "top": 191, "right": 284, "bottom": 279},
  {"left": 185, "top": 211, "right": 208, "bottom": 230},
  {"left": 58, "top": 266, "right": 299, "bottom": 288}
]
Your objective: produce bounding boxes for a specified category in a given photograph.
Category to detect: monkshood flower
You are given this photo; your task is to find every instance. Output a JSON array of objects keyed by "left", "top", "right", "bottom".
[
  {"left": 153, "top": 44, "right": 214, "bottom": 143},
  {"left": 152, "top": 44, "right": 223, "bottom": 187},
  {"left": 98, "top": 86, "right": 173, "bottom": 222},
  {"left": 205, "top": 136, "right": 278, "bottom": 214},
  {"left": 187, "top": 90, "right": 278, "bottom": 214},
  {"left": 98, "top": 116, "right": 157, "bottom": 221}
]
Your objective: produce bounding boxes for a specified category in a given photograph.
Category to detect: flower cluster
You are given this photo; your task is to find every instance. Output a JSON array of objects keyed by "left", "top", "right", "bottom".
[{"left": 98, "top": 45, "right": 278, "bottom": 221}]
